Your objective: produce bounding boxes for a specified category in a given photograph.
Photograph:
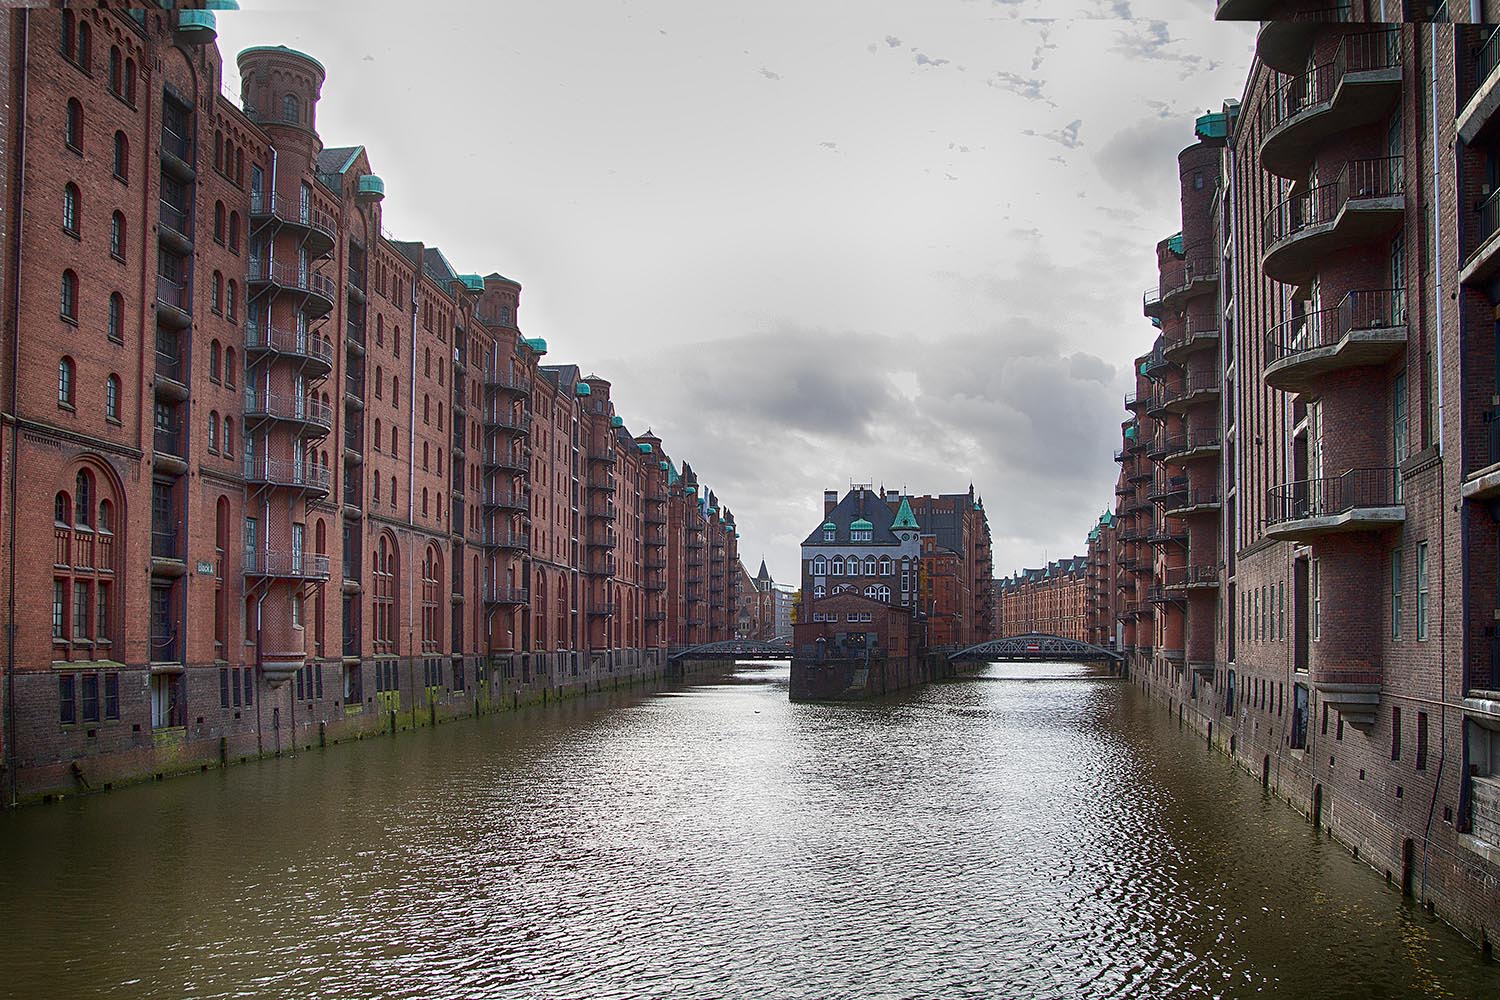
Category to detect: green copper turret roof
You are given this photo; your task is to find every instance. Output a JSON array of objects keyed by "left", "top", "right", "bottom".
[
  {"left": 850, "top": 517, "right": 873, "bottom": 531},
  {"left": 892, "top": 496, "right": 918, "bottom": 529}
]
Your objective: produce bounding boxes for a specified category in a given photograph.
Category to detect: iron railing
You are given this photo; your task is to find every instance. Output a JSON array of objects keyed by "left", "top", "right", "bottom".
[
  {"left": 1264, "top": 29, "right": 1400, "bottom": 133},
  {"left": 248, "top": 191, "right": 338, "bottom": 245},
  {"left": 1265, "top": 288, "right": 1406, "bottom": 364},
  {"left": 243, "top": 455, "right": 332, "bottom": 491},
  {"left": 244, "top": 322, "right": 336, "bottom": 367},
  {"left": 1264, "top": 157, "right": 1403, "bottom": 249},
  {"left": 158, "top": 199, "right": 191, "bottom": 240},
  {"left": 243, "top": 549, "right": 330, "bottom": 578},
  {"left": 484, "top": 585, "right": 528, "bottom": 605},
  {"left": 1266, "top": 467, "right": 1400, "bottom": 525},
  {"left": 244, "top": 388, "right": 334, "bottom": 430},
  {"left": 246, "top": 258, "right": 337, "bottom": 301}
]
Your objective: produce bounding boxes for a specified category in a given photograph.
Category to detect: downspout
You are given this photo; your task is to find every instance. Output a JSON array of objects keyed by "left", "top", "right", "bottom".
[
  {"left": 407, "top": 268, "right": 417, "bottom": 661},
  {"left": 4, "top": 10, "right": 31, "bottom": 807},
  {"left": 1420, "top": 20, "right": 1449, "bottom": 897}
]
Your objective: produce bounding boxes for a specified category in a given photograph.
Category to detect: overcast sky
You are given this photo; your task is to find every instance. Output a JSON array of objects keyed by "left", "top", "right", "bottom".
[{"left": 218, "top": 1, "right": 1253, "bottom": 585}]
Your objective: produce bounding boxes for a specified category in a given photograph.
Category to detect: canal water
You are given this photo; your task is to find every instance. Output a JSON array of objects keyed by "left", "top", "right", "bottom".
[{"left": 0, "top": 661, "right": 1494, "bottom": 999}]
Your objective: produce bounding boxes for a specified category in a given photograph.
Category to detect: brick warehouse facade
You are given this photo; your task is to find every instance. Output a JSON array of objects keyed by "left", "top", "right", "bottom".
[
  {"left": 1032, "top": 3, "right": 1500, "bottom": 952},
  {"left": 995, "top": 555, "right": 1090, "bottom": 642},
  {"left": 0, "top": 5, "right": 743, "bottom": 802}
]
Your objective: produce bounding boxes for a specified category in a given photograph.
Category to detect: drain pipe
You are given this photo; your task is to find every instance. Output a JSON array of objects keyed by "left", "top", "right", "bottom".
[{"left": 3, "top": 10, "right": 30, "bottom": 808}]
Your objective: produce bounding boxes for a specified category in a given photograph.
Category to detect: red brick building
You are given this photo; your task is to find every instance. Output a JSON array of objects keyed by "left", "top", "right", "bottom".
[
  {"left": 995, "top": 557, "right": 1089, "bottom": 642},
  {"left": 1064, "top": 6, "right": 1500, "bottom": 950},
  {"left": 0, "top": 5, "right": 742, "bottom": 800},
  {"left": 907, "top": 489, "right": 995, "bottom": 648}
]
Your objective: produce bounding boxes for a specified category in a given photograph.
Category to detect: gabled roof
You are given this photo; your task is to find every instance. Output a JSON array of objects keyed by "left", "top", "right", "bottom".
[
  {"left": 315, "top": 145, "right": 363, "bottom": 176},
  {"left": 803, "top": 487, "right": 907, "bottom": 546}
]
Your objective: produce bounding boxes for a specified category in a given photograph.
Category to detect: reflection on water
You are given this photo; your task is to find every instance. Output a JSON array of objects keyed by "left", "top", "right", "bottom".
[{"left": 0, "top": 661, "right": 1493, "bottom": 999}]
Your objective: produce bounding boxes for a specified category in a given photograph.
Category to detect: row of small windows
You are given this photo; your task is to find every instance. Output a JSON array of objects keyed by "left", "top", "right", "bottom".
[
  {"left": 810, "top": 611, "right": 875, "bottom": 622},
  {"left": 60, "top": 15, "right": 138, "bottom": 106},
  {"left": 64, "top": 102, "right": 130, "bottom": 182},
  {"left": 55, "top": 358, "right": 122, "bottom": 423},
  {"left": 811, "top": 555, "right": 898, "bottom": 577},
  {"left": 810, "top": 585, "right": 892, "bottom": 602},
  {"left": 211, "top": 132, "right": 247, "bottom": 188},
  {"left": 205, "top": 412, "right": 236, "bottom": 457},
  {"left": 211, "top": 203, "right": 242, "bottom": 252}
]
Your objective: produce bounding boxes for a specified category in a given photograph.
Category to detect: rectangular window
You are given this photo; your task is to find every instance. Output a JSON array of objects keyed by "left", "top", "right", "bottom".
[
  {"left": 1391, "top": 550, "right": 1402, "bottom": 639},
  {"left": 1416, "top": 711, "right": 1429, "bottom": 770},
  {"left": 315, "top": 664, "right": 323, "bottom": 700},
  {"left": 52, "top": 580, "right": 65, "bottom": 640},
  {"left": 295, "top": 667, "right": 305, "bottom": 701},
  {"left": 1278, "top": 583, "right": 1285, "bottom": 641},
  {"left": 1416, "top": 542, "right": 1429, "bottom": 641},
  {"left": 220, "top": 666, "right": 230, "bottom": 709},
  {"left": 243, "top": 668, "right": 253, "bottom": 707},
  {"left": 1312, "top": 558, "right": 1321, "bottom": 641},
  {"left": 104, "top": 672, "right": 119, "bottom": 720},
  {"left": 59, "top": 674, "right": 77, "bottom": 724},
  {"left": 72, "top": 580, "right": 89, "bottom": 639},
  {"left": 96, "top": 581, "right": 110, "bottom": 643},
  {"left": 81, "top": 672, "right": 99, "bottom": 723},
  {"left": 232, "top": 666, "right": 242, "bottom": 708},
  {"left": 1391, "top": 706, "right": 1402, "bottom": 761}
]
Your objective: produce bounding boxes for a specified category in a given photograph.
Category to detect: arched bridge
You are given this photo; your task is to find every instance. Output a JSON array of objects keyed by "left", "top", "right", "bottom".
[
  {"left": 949, "top": 633, "right": 1123, "bottom": 663},
  {"left": 670, "top": 638, "right": 793, "bottom": 661}
]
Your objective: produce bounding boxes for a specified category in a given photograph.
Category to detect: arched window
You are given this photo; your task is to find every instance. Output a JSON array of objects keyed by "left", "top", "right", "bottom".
[
  {"left": 55, "top": 491, "right": 71, "bottom": 526},
  {"left": 421, "top": 487, "right": 429, "bottom": 517},
  {"left": 65, "top": 99, "right": 82, "bottom": 151},
  {"left": 224, "top": 139, "right": 235, "bottom": 176},
  {"left": 812, "top": 556, "right": 827, "bottom": 576},
  {"left": 392, "top": 375, "right": 399, "bottom": 399},
  {"left": 74, "top": 470, "right": 92, "bottom": 527},
  {"left": 124, "top": 58, "right": 136, "bottom": 105},
  {"left": 207, "top": 411, "right": 219, "bottom": 453},
  {"left": 228, "top": 212, "right": 240, "bottom": 253},
  {"left": 76, "top": 21, "right": 91, "bottom": 73},
  {"left": 813, "top": 584, "right": 825, "bottom": 598},
  {"left": 213, "top": 201, "right": 225, "bottom": 243},
  {"left": 864, "top": 556, "right": 878, "bottom": 576},
  {"left": 424, "top": 347, "right": 431, "bottom": 375},
  {"left": 109, "top": 211, "right": 125, "bottom": 260},
  {"left": 373, "top": 418, "right": 382, "bottom": 451},
  {"left": 830, "top": 556, "right": 844, "bottom": 576},
  {"left": 210, "top": 340, "right": 222, "bottom": 382},
  {"left": 390, "top": 476, "right": 396, "bottom": 507},
  {"left": 423, "top": 394, "right": 430, "bottom": 424},
  {"left": 61, "top": 11, "right": 75, "bottom": 59},
  {"left": 212, "top": 271, "right": 223, "bottom": 314},
  {"left": 422, "top": 441, "right": 429, "bottom": 471},
  {"left": 281, "top": 93, "right": 300, "bottom": 124},
  {"left": 223, "top": 417, "right": 234, "bottom": 458},
  {"left": 235, "top": 149, "right": 244, "bottom": 186},
  {"left": 437, "top": 403, "right": 443, "bottom": 430},
  {"left": 375, "top": 365, "right": 383, "bottom": 399},
  {"left": 373, "top": 473, "right": 381, "bottom": 503},
  {"left": 98, "top": 499, "right": 113, "bottom": 535},
  {"left": 373, "top": 533, "right": 398, "bottom": 652},
  {"left": 879, "top": 556, "right": 893, "bottom": 576},
  {"left": 63, "top": 183, "right": 80, "bottom": 235},
  {"left": 437, "top": 448, "right": 444, "bottom": 475},
  {"left": 112, "top": 131, "right": 128, "bottom": 180},
  {"left": 107, "top": 292, "right": 123, "bottom": 342},
  {"left": 224, "top": 347, "right": 236, "bottom": 388},
  {"left": 108, "top": 46, "right": 121, "bottom": 95},
  {"left": 104, "top": 374, "right": 119, "bottom": 422},
  {"left": 376, "top": 314, "right": 384, "bottom": 347},
  {"left": 57, "top": 357, "right": 75, "bottom": 407},
  {"left": 390, "top": 427, "right": 397, "bottom": 457},
  {"left": 214, "top": 130, "right": 224, "bottom": 172},
  {"left": 226, "top": 281, "right": 237, "bottom": 322}
]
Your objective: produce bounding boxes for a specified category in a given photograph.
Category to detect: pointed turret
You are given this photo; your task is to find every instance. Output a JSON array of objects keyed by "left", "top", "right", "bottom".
[{"left": 892, "top": 495, "right": 919, "bottom": 530}]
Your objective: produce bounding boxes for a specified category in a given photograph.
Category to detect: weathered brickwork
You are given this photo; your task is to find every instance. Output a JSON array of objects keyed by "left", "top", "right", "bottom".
[
  {"left": 1047, "top": 6, "right": 1500, "bottom": 953},
  {"left": 0, "top": 5, "right": 743, "bottom": 802}
]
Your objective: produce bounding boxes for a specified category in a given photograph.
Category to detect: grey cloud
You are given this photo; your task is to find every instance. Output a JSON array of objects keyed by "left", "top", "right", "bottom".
[
  {"left": 985, "top": 70, "right": 1055, "bottom": 107},
  {"left": 914, "top": 52, "right": 951, "bottom": 68},
  {"left": 819, "top": 141, "right": 839, "bottom": 151},
  {"left": 1022, "top": 119, "right": 1082, "bottom": 149},
  {"left": 885, "top": 35, "right": 903, "bottom": 47},
  {"left": 759, "top": 67, "right": 782, "bottom": 80},
  {"left": 1113, "top": 19, "right": 1205, "bottom": 74},
  {"left": 1096, "top": 112, "right": 1194, "bottom": 211}
]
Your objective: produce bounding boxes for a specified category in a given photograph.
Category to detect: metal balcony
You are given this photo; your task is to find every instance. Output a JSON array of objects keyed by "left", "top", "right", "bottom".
[
  {"left": 1265, "top": 467, "right": 1404, "bottom": 540},
  {"left": 483, "top": 450, "right": 528, "bottom": 473},
  {"left": 1161, "top": 316, "right": 1221, "bottom": 363},
  {"left": 1162, "top": 564, "right": 1221, "bottom": 591},
  {"left": 588, "top": 602, "right": 619, "bottom": 617},
  {"left": 244, "top": 321, "right": 335, "bottom": 375},
  {"left": 157, "top": 199, "right": 193, "bottom": 254},
  {"left": 1263, "top": 157, "right": 1404, "bottom": 286},
  {"left": 1157, "top": 242, "right": 1219, "bottom": 311},
  {"left": 1162, "top": 430, "right": 1223, "bottom": 464},
  {"left": 154, "top": 346, "right": 189, "bottom": 402},
  {"left": 481, "top": 489, "right": 529, "bottom": 511},
  {"left": 243, "top": 455, "right": 332, "bottom": 495},
  {"left": 1142, "top": 285, "right": 1163, "bottom": 319},
  {"left": 248, "top": 191, "right": 338, "bottom": 257},
  {"left": 1163, "top": 486, "right": 1223, "bottom": 519},
  {"left": 1264, "top": 289, "right": 1406, "bottom": 393},
  {"left": 1462, "top": 186, "right": 1500, "bottom": 288},
  {"left": 245, "top": 258, "right": 336, "bottom": 317},
  {"left": 484, "top": 585, "right": 528, "bottom": 606},
  {"left": 243, "top": 549, "right": 331, "bottom": 579},
  {"left": 481, "top": 526, "right": 529, "bottom": 550},
  {"left": 486, "top": 371, "right": 533, "bottom": 395},
  {"left": 155, "top": 275, "right": 191, "bottom": 329},
  {"left": 1259, "top": 31, "right": 1401, "bottom": 180},
  {"left": 244, "top": 388, "right": 333, "bottom": 434},
  {"left": 588, "top": 449, "right": 618, "bottom": 465},
  {"left": 588, "top": 503, "right": 618, "bottom": 522},
  {"left": 1255, "top": 3, "right": 1353, "bottom": 75},
  {"left": 483, "top": 409, "right": 531, "bottom": 434}
]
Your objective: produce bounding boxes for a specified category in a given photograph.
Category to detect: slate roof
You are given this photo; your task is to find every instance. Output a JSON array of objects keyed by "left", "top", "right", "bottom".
[
  {"left": 803, "top": 487, "right": 909, "bottom": 546},
  {"left": 315, "top": 145, "right": 362, "bottom": 176}
]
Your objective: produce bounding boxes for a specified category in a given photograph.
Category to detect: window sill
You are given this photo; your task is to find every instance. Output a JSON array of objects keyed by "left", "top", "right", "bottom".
[
  {"left": 106, "top": 417, "right": 122, "bottom": 427},
  {"left": 63, "top": 227, "right": 80, "bottom": 241},
  {"left": 113, "top": 172, "right": 127, "bottom": 185},
  {"left": 61, "top": 315, "right": 78, "bottom": 327},
  {"left": 66, "top": 143, "right": 82, "bottom": 156},
  {"left": 110, "top": 252, "right": 124, "bottom": 264},
  {"left": 58, "top": 403, "right": 75, "bottom": 414}
]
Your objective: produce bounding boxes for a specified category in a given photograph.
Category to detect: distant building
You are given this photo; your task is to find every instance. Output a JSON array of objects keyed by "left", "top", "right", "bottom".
[{"left": 996, "top": 557, "right": 1089, "bottom": 641}]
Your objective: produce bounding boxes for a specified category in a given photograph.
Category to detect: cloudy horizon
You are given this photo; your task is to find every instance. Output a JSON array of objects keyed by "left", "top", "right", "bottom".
[{"left": 215, "top": 1, "right": 1253, "bottom": 584}]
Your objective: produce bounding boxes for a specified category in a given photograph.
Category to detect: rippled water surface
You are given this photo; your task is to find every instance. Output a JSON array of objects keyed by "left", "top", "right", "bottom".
[{"left": 0, "top": 662, "right": 1495, "bottom": 999}]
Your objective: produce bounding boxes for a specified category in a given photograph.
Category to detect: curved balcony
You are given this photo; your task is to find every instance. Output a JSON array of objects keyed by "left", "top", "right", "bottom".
[
  {"left": 587, "top": 477, "right": 616, "bottom": 493},
  {"left": 244, "top": 322, "right": 335, "bottom": 376},
  {"left": 155, "top": 276, "right": 192, "bottom": 330},
  {"left": 1255, "top": 5, "right": 1352, "bottom": 75},
  {"left": 1461, "top": 188, "right": 1500, "bottom": 288},
  {"left": 1142, "top": 286, "right": 1163, "bottom": 320},
  {"left": 1259, "top": 31, "right": 1401, "bottom": 179},
  {"left": 1265, "top": 467, "right": 1403, "bottom": 541},
  {"left": 483, "top": 585, "right": 528, "bottom": 606},
  {"left": 243, "top": 548, "right": 330, "bottom": 580},
  {"left": 1312, "top": 667, "right": 1381, "bottom": 728},
  {"left": 588, "top": 503, "right": 618, "bottom": 522},
  {"left": 1163, "top": 486, "right": 1223, "bottom": 519},
  {"left": 244, "top": 388, "right": 334, "bottom": 435},
  {"left": 243, "top": 455, "right": 332, "bottom": 495},
  {"left": 1147, "top": 523, "right": 1188, "bottom": 547},
  {"left": 1262, "top": 158, "right": 1404, "bottom": 287},
  {"left": 1214, "top": 0, "right": 1274, "bottom": 20},
  {"left": 249, "top": 191, "right": 338, "bottom": 257},
  {"left": 482, "top": 450, "right": 527, "bottom": 473},
  {"left": 588, "top": 449, "right": 618, "bottom": 466},
  {"left": 481, "top": 488, "right": 529, "bottom": 511},
  {"left": 487, "top": 371, "right": 533, "bottom": 396},
  {"left": 483, "top": 409, "right": 531, "bottom": 435},
  {"left": 1161, "top": 317, "right": 1220, "bottom": 363},
  {"left": 1162, "top": 430, "right": 1222, "bottom": 464},
  {"left": 1157, "top": 244, "right": 1219, "bottom": 311},
  {"left": 246, "top": 258, "right": 336, "bottom": 318},
  {"left": 1155, "top": 369, "right": 1222, "bottom": 415},
  {"left": 481, "top": 526, "right": 529, "bottom": 551},
  {"left": 1264, "top": 288, "right": 1406, "bottom": 393}
]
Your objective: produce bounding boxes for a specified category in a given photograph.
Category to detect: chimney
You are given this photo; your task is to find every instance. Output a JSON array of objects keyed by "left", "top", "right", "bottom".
[{"left": 824, "top": 490, "right": 838, "bottom": 515}]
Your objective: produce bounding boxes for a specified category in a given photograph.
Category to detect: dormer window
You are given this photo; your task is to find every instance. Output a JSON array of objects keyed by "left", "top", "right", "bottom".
[
  {"left": 851, "top": 529, "right": 871, "bottom": 541},
  {"left": 824, "top": 528, "right": 836, "bottom": 542}
]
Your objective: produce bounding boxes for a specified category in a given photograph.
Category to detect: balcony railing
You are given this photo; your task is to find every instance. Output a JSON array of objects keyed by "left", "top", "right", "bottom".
[
  {"left": 487, "top": 371, "right": 533, "bottom": 394},
  {"left": 482, "top": 526, "right": 529, "bottom": 549},
  {"left": 588, "top": 503, "right": 618, "bottom": 521},
  {"left": 1265, "top": 288, "right": 1406, "bottom": 366},
  {"left": 156, "top": 275, "right": 189, "bottom": 314},
  {"left": 482, "top": 488, "right": 530, "bottom": 510},
  {"left": 1263, "top": 157, "right": 1404, "bottom": 250},
  {"left": 1263, "top": 30, "right": 1401, "bottom": 134},
  {"left": 1157, "top": 242, "right": 1218, "bottom": 303},
  {"left": 158, "top": 199, "right": 192, "bottom": 242},
  {"left": 151, "top": 528, "right": 182, "bottom": 561},
  {"left": 484, "top": 585, "right": 528, "bottom": 605},
  {"left": 1162, "top": 564, "right": 1220, "bottom": 589},
  {"left": 154, "top": 424, "right": 184, "bottom": 459},
  {"left": 484, "top": 409, "right": 532, "bottom": 433},
  {"left": 160, "top": 125, "right": 191, "bottom": 162},
  {"left": 155, "top": 348, "right": 186, "bottom": 386},
  {"left": 246, "top": 258, "right": 337, "bottom": 304},
  {"left": 1266, "top": 467, "right": 1401, "bottom": 528},
  {"left": 244, "top": 322, "right": 336, "bottom": 368},
  {"left": 243, "top": 455, "right": 332, "bottom": 492},
  {"left": 244, "top": 388, "right": 334, "bottom": 431},
  {"left": 243, "top": 548, "right": 331, "bottom": 579},
  {"left": 248, "top": 191, "right": 338, "bottom": 246}
]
